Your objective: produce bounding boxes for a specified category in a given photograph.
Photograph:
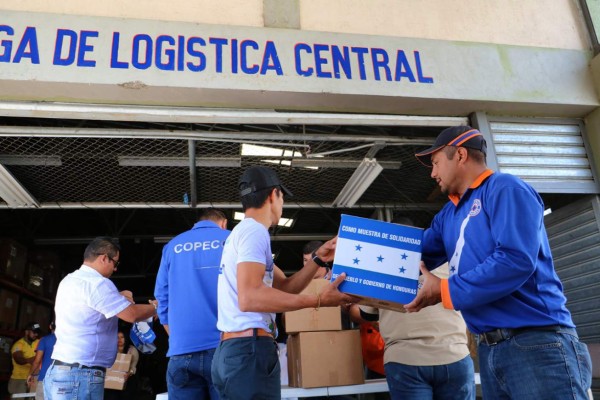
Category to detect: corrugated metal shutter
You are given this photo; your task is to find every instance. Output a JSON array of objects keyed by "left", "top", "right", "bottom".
[
  {"left": 545, "top": 195, "right": 600, "bottom": 342},
  {"left": 488, "top": 120, "right": 599, "bottom": 194}
]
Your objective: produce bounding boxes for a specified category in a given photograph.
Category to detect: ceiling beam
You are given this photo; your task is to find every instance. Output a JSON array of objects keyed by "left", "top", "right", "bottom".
[
  {"left": 1, "top": 201, "right": 442, "bottom": 210},
  {"left": 0, "top": 125, "right": 437, "bottom": 145},
  {"left": 0, "top": 101, "right": 468, "bottom": 126}
]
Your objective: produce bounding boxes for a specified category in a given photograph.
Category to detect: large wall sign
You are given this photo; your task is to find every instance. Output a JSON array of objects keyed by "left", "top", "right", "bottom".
[{"left": 0, "top": 10, "right": 597, "bottom": 116}]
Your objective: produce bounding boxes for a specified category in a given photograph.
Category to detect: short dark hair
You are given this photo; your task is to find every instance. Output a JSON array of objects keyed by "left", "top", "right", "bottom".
[
  {"left": 302, "top": 241, "right": 323, "bottom": 255},
  {"left": 199, "top": 208, "right": 227, "bottom": 223},
  {"left": 240, "top": 186, "right": 280, "bottom": 211},
  {"left": 83, "top": 237, "right": 120, "bottom": 262}
]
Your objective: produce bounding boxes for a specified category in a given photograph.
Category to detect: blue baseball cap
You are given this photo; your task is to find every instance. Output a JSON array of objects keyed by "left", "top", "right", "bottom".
[{"left": 415, "top": 126, "right": 487, "bottom": 166}]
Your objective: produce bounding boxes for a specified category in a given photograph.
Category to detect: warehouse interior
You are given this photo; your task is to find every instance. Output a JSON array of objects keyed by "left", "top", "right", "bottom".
[{"left": 0, "top": 116, "right": 586, "bottom": 299}]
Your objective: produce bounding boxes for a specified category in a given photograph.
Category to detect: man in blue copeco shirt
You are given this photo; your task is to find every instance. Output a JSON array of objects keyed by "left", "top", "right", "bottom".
[
  {"left": 405, "top": 125, "right": 592, "bottom": 400},
  {"left": 154, "top": 208, "right": 230, "bottom": 400}
]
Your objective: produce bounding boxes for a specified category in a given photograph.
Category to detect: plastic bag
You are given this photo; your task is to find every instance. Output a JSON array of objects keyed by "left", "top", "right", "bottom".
[{"left": 130, "top": 318, "right": 157, "bottom": 354}]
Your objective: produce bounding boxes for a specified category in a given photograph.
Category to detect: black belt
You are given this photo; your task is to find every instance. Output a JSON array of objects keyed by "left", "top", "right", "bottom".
[
  {"left": 479, "top": 325, "right": 563, "bottom": 346},
  {"left": 53, "top": 360, "right": 106, "bottom": 373}
]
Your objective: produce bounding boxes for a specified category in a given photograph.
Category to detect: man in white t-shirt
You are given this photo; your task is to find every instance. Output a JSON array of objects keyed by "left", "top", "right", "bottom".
[
  {"left": 44, "top": 237, "right": 158, "bottom": 400},
  {"left": 211, "top": 166, "right": 357, "bottom": 400}
]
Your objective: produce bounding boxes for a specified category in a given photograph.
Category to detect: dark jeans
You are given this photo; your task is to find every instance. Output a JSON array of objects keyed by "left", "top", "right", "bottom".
[
  {"left": 384, "top": 355, "right": 475, "bottom": 400},
  {"left": 167, "top": 348, "right": 219, "bottom": 400},
  {"left": 478, "top": 327, "right": 591, "bottom": 399},
  {"left": 211, "top": 336, "right": 280, "bottom": 400}
]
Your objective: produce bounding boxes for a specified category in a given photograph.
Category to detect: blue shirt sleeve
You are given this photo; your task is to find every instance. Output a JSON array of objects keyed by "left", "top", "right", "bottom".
[{"left": 154, "top": 244, "right": 170, "bottom": 325}]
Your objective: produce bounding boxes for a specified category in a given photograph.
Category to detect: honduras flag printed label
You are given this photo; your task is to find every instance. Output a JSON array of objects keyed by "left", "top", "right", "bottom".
[{"left": 331, "top": 214, "right": 422, "bottom": 311}]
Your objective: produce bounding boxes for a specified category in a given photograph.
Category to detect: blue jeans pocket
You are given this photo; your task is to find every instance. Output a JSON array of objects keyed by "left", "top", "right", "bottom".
[
  {"left": 573, "top": 340, "right": 592, "bottom": 391},
  {"left": 168, "top": 355, "right": 192, "bottom": 387}
]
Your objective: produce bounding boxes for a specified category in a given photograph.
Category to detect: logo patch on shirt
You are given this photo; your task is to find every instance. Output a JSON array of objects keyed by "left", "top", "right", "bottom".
[{"left": 469, "top": 199, "right": 482, "bottom": 217}]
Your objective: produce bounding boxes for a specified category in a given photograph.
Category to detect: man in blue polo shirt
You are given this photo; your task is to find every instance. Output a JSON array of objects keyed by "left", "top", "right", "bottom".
[
  {"left": 154, "top": 208, "right": 230, "bottom": 400},
  {"left": 406, "top": 125, "right": 592, "bottom": 400}
]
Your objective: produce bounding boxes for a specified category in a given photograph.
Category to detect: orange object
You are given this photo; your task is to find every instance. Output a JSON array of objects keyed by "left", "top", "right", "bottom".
[{"left": 360, "top": 322, "right": 385, "bottom": 376}]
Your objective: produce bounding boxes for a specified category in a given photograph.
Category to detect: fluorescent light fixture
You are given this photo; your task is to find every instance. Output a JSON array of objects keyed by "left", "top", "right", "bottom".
[
  {"left": 241, "top": 143, "right": 301, "bottom": 158},
  {"left": 264, "top": 159, "right": 292, "bottom": 167},
  {"left": 544, "top": 208, "right": 552, "bottom": 216},
  {"left": 241, "top": 143, "right": 303, "bottom": 166},
  {"left": 278, "top": 217, "right": 295, "bottom": 228},
  {"left": 0, "top": 155, "right": 62, "bottom": 166},
  {"left": 0, "top": 165, "right": 39, "bottom": 208},
  {"left": 234, "top": 211, "right": 294, "bottom": 228},
  {"left": 291, "top": 158, "right": 401, "bottom": 169},
  {"left": 118, "top": 156, "right": 241, "bottom": 167},
  {"left": 332, "top": 158, "right": 383, "bottom": 208}
]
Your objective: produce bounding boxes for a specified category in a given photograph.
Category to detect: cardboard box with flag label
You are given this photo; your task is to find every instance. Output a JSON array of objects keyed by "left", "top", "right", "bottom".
[{"left": 331, "top": 214, "right": 422, "bottom": 311}]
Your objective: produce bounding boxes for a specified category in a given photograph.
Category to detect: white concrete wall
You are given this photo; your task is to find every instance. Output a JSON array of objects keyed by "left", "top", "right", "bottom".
[
  {"left": 299, "top": 0, "right": 590, "bottom": 50},
  {"left": 0, "top": 0, "right": 266, "bottom": 27},
  {"left": 0, "top": 0, "right": 590, "bottom": 50}
]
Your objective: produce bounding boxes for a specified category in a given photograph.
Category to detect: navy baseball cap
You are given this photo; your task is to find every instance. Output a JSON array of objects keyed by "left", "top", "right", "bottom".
[
  {"left": 239, "top": 166, "right": 293, "bottom": 197},
  {"left": 415, "top": 126, "right": 487, "bottom": 166}
]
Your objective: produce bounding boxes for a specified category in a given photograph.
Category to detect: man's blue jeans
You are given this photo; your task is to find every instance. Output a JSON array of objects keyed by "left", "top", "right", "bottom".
[
  {"left": 478, "top": 326, "right": 592, "bottom": 399},
  {"left": 167, "top": 348, "right": 219, "bottom": 400},
  {"left": 211, "top": 336, "right": 280, "bottom": 400},
  {"left": 384, "top": 355, "right": 475, "bottom": 400},
  {"left": 44, "top": 363, "right": 105, "bottom": 400}
]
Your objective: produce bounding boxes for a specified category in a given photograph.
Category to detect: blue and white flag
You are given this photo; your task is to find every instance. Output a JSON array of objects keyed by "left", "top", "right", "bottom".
[{"left": 332, "top": 214, "right": 422, "bottom": 305}]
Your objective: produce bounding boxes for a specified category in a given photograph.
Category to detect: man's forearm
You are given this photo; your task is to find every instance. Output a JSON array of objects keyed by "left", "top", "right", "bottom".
[{"left": 118, "top": 304, "right": 157, "bottom": 323}]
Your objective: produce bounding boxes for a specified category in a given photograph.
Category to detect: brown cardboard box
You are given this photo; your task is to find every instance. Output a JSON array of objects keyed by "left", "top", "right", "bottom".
[
  {"left": 0, "top": 336, "right": 14, "bottom": 374},
  {"left": 28, "top": 250, "right": 61, "bottom": 298},
  {"left": 287, "top": 330, "right": 364, "bottom": 388},
  {"left": 0, "top": 289, "right": 19, "bottom": 330},
  {"left": 18, "top": 298, "right": 37, "bottom": 329},
  {"left": 104, "top": 353, "right": 132, "bottom": 390},
  {"left": 26, "top": 262, "right": 45, "bottom": 295},
  {"left": 0, "top": 238, "right": 27, "bottom": 283},
  {"left": 104, "top": 371, "right": 128, "bottom": 390},
  {"left": 285, "top": 279, "right": 342, "bottom": 333}
]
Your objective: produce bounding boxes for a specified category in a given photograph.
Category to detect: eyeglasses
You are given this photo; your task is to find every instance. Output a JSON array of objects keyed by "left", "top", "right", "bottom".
[{"left": 107, "top": 255, "right": 120, "bottom": 268}]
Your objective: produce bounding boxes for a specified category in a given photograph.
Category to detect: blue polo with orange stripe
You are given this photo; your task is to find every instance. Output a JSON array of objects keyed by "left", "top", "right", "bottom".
[{"left": 421, "top": 170, "right": 575, "bottom": 334}]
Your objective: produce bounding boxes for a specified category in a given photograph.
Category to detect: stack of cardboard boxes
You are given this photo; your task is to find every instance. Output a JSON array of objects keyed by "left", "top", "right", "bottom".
[{"left": 285, "top": 279, "right": 364, "bottom": 388}]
